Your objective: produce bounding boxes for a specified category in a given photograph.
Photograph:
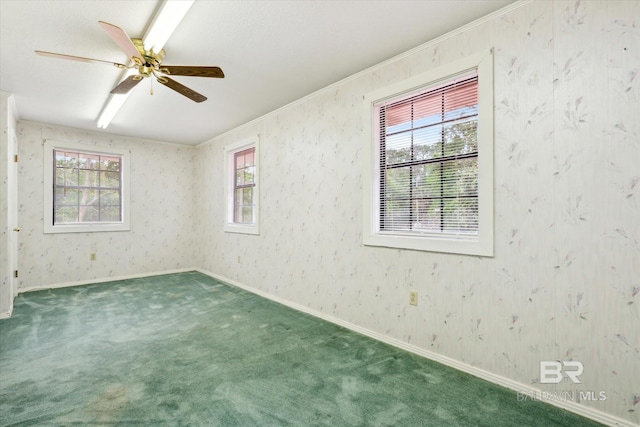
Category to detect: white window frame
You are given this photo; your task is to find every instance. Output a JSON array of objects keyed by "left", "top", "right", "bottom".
[
  {"left": 43, "top": 140, "right": 131, "bottom": 234},
  {"left": 363, "top": 50, "right": 494, "bottom": 256},
  {"left": 223, "top": 136, "right": 260, "bottom": 235}
]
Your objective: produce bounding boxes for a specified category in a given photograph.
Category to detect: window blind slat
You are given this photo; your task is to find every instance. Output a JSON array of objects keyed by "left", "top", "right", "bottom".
[{"left": 384, "top": 75, "right": 478, "bottom": 127}]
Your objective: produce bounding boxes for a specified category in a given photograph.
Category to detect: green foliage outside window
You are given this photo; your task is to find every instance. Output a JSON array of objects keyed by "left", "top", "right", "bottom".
[{"left": 53, "top": 150, "right": 122, "bottom": 224}]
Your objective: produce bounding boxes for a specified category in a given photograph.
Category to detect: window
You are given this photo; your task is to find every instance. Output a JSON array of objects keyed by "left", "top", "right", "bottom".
[
  {"left": 363, "top": 50, "right": 493, "bottom": 256},
  {"left": 43, "top": 140, "right": 130, "bottom": 233},
  {"left": 224, "top": 136, "right": 259, "bottom": 235},
  {"left": 233, "top": 147, "right": 256, "bottom": 224}
]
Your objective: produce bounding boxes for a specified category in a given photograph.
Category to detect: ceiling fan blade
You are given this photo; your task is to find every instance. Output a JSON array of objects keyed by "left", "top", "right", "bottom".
[
  {"left": 161, "top": 66, "right": 225, "bottom": 78},
  {"left": 158, "top": 77, "right": 207, "bottom": 103},
  {"left": 98, "top": 21, "right": 142, "bottom": 60},
  {"left": 35, "top": 50, "right": 127, "bottom": 68},
  {"left": 110, "top": 75, "right": 143, "bottom": 94}
]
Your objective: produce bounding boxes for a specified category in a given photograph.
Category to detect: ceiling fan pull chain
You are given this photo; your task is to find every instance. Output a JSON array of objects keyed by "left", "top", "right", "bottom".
[{"left": 150, "top": 77, "right": 154, "bottom": 96}]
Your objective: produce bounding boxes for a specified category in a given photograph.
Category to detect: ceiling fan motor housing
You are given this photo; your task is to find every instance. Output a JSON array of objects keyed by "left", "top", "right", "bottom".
[{"left": 132, "top": 38, "right": 165, "bottom": 77}]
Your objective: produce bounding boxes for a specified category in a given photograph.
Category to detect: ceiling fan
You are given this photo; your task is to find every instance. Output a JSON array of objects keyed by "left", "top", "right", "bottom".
[{"left": 35, "top": 21, "right": 224, "bottom": 103}]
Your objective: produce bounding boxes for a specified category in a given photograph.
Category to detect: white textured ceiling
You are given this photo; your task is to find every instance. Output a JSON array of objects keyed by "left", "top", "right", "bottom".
[{"left": 0, "top": 0, "right": 513, "bottom": 145}]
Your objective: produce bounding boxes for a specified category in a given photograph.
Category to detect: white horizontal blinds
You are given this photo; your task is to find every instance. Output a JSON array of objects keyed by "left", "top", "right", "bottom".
[
  {"left": 53, "top": 149, "right": 122, "bottom": 224},
  {"left": 233, "top": 147, "right": 256, "bottom": 224},
  {"left": 379, "top": 71, "right": 479, "bottom": 235}
]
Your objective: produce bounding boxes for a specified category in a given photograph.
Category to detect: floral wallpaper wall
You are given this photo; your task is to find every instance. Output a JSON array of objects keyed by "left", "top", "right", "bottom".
[
  {"left": 17, "top": 122, "right": 198, "bottom": 290},
  {"left": 194, "top": 1, "right": 639, "bottom": 424},
  {"left": 0, "top": 92, "right": 17, "bottom": 316}
]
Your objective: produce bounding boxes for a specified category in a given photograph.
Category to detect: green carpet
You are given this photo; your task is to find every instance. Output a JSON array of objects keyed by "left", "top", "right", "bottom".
[{"left": 0, "top": 271, "right": 602, "bottom": 426}]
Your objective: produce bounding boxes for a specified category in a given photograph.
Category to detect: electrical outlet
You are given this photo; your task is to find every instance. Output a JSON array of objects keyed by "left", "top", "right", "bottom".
[
  {"left": 90, "top": 253, "right": 96, "bottom": 261},
  {"left": 409, "top": 290, "right": 418, "bottom": 306}
]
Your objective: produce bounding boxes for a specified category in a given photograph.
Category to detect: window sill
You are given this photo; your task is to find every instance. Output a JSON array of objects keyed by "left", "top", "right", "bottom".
[
  {"left": 223, "top": 223, "right": 259, "bottom": 236},
  {"left": 44, "top": 222, "right": 130, "bottom": 234},
  {"left": 363, "top": 232, "right": 493, "bottom": 257}
]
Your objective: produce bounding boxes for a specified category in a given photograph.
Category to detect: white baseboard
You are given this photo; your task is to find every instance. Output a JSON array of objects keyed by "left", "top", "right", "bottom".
[
  {"left": 19, "top": 268, "right": 195, "bottom": 294},
  {"left": 196, "top": 268, "right": 636, "bottom": 427}
]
